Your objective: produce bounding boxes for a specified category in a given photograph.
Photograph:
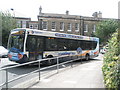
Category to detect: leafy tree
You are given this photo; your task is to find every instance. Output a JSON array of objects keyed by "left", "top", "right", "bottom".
[
  {"left": 95, "top": 19, "right": 118, "bottom": 44},
  {"left": 0, "top": 11, "right": 17, "bottom": 47}
]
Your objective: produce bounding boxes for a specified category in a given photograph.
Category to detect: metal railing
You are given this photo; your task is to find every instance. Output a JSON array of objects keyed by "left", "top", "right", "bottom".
[{"left": 0, "top": 54, "right": 83, "bottom": 89}]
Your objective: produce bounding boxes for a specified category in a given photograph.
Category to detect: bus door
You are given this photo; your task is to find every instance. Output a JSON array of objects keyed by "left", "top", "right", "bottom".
[
  {"left": 35, "top": 36, "right": 44, "bottom": 60},
  {"left": 26, "top": 36, "right": 44, "bottom": 61}
]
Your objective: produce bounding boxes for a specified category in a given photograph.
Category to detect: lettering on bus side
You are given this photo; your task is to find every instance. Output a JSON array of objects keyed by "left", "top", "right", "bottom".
[
  {"left": 55, "top": 33, "right": 66, "bottom": 37},
  {"left": 68, "top": 35, "right": 83, "bottom": 39},
  {"left": 55, "top": 33, "right": 83, "bottom": 39},
  {"left": 58, "top": 52, "right": 76, "bottom": 56},
  {"left": 29, "top": 31, "right": 43, "bottom": 35}
]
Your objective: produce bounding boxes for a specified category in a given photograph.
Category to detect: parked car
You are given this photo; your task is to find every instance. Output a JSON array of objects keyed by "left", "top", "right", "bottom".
[
  {"left": 0, "top": 46, "right": 8, "bottom": 58},
  {"left": 100, "top": 48, "right": 106, "bottom": 54},
  {"left": 100, "top": 46, "right": 108, "bottom": 54}
]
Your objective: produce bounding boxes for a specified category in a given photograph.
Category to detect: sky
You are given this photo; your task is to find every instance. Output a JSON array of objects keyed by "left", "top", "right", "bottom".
[{"left": 0, "top": 0, "right": 120, "bottom": 21}]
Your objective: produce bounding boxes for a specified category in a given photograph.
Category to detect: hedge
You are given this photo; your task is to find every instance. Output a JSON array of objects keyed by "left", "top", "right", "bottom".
[{"left": 102, "top": 29, "right": 120, "bottom": 89}]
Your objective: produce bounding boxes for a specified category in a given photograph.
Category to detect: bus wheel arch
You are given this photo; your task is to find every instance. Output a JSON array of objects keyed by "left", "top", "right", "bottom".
[
  {"left": 46, "top": 55, "right": 56, "bottom": 65},
  {"left": 85, "top": 53, "right": 90, "bottom": 60},
  {"left": 23, "top": 55, "right": 28, "bottom": 61},
  {"left": 47, "top": 55, "right": 53, "bottom": 58}
]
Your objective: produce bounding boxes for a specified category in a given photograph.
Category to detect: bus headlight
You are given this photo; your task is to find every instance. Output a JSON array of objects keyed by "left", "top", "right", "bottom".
[{"left": 18, "top": 54, "right": 23, "bottom": 59}]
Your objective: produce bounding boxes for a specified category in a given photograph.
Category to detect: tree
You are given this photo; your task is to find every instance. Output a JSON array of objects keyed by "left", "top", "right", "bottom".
[
  {"left": 0, "top": 11, "right": 17, "bottom": 47},
  {"left": 94, "top": 19, "right": 118, "bottom": 44}
]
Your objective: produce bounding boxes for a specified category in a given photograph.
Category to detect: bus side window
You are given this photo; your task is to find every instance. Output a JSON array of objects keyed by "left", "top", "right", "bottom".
[
  {"left": 81, "top": 41, "right": 85, "bottom": 50},
  {"left": 36, "top": 36, "right": 44, "bottom": 51},
  {"left": 45, "top": 37, "right": 57, "bottom": 51},
  {"left": 26, "top": 36, "right": 36, "bottom": 51},
  {"left": 57, "top": 39, "right": 68, "bottom": 51},
  {"left": 68, "top": 40, "right": 78, "bottom": 50}
]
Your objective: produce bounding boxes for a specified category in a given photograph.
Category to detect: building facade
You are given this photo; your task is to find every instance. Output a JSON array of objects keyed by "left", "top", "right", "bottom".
[
  {"left": 27, "top": 21, "right": 38, "bottom": 29},
  {"left": 15, "top": 17, "right": 31, "bottom": 28},
  {"left": 38, "top": 13, "right": 82, "bottom": 35},
  {"left": 15, "top": 7, "right": 116, "bottom": 37},
  {"left": 37, "top": 7, "right": 106, "bottom": 36}
]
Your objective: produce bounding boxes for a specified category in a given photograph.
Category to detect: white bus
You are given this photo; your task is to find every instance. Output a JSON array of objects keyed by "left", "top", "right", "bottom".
[{"left": 7, "top": 28, "right": 99, "bottom": 64}]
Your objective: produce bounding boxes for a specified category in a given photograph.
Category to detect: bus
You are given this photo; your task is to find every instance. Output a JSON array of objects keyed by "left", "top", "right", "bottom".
[{"left": 7, "top": 28, "right": 99, "bottom": 64}]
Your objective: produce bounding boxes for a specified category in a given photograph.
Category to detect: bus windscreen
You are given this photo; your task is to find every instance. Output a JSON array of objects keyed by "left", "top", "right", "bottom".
[{"left": 8, "top": 30, "right": 25, "bottom": 52}]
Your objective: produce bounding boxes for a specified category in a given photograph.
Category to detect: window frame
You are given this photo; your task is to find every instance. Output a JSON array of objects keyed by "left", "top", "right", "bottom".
[
  {"left": 67, "top": 23, "right": 72, "bottom": 32},
  {"left": 75, "top": 23, "right": 79, "bottom": 32},
  {"left": 84, "top": 24, "right": 88, "bottom": 32},
  {"left": 51, "top": 22, "right": 56, "bottom": 31},
  {"left": 60, "top": 22, "right": 64, "bottom": 31},
  {"left": 42, "top": 21, "right": 48, "bottom": 30}
]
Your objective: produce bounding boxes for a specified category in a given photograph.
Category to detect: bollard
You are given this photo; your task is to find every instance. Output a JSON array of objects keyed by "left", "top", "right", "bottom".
[{"left": 38, "top": 60, "right": 41, "bottom": 81}]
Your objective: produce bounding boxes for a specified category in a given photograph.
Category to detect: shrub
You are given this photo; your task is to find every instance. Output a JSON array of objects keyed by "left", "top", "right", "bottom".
[{"left": 102, "top": 29, "right": 120, "bottom": 89}]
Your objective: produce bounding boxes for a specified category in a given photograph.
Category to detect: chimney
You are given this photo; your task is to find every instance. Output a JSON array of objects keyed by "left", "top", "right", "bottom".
[
  {"left": 98, "top": 11, "right": 102, "bottom": 18},
  {"left": 39, "top": 6, "right": 42, "bottom": 15},
  {"left": 92, "top": 11, "right": 102, "bottom": 18},
  {"left": 66, "top": 10, "right": 69, "bottom": 15},
  {"left": 92, "top": 12, "right": 98, "bottom": 18}
]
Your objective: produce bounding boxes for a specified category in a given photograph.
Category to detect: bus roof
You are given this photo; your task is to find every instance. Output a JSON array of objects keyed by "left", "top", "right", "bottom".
[{"left": 11, "top": 28, "right": 99, "bottom": 41}]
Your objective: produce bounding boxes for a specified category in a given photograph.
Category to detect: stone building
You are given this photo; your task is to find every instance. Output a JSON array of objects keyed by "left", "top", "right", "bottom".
[
  {"left": 15, "top": 17, "right": 38, "bottom": 29},
  {"left": 15, "top": 6, "right": 116, "bottom": 37},
  {"left": 15, "top": 17, "right": 31, "bottom": 28},
  {"left": 37, "top": 6, "right": 106, "bottom": 36},
  {"left": 38, "top": 13, "right": 82, "bottom": 35},
  {"left": 27, "top": 21, "right": 38, "bottom": 29}
]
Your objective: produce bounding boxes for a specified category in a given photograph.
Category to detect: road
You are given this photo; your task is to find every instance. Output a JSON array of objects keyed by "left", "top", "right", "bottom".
[
  {"left": 0, "top": 54, "right": 105, "bottom": 88},
  {"left": 0, "top": 58, "right": 38, "bottom": 88},
  {"left": 0, "top": 57, "right": 66, "bottom": 88}
]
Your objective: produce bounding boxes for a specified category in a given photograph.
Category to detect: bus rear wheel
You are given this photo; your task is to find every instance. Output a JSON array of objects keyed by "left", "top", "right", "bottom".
[{"left": 46, "top": 55, "right": 56, "bottom": 65}]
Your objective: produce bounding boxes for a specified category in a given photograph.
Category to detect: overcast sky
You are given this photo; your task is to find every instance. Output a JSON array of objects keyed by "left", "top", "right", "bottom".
[{"left": 0, "top": 0, "right": 119, "bottom": 20}]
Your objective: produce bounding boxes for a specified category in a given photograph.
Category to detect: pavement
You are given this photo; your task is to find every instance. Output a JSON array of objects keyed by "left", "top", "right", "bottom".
[{"left": 13, "top": 54, "right": 105, "bottom": 88}]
